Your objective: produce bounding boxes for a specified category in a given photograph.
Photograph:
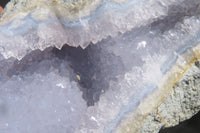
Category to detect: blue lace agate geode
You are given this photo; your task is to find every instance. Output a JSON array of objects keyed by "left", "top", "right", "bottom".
[{"left": 0, "top": 0, "right": 200, "bottom": 133}]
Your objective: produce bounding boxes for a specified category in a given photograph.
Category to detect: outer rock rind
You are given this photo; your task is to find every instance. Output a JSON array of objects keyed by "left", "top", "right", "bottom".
[
  {"left": 115, "top": 43, "right": 200, "bottom": 133},
  {"left": 133, "top": 59, "right": 200, "bottom": 133}
]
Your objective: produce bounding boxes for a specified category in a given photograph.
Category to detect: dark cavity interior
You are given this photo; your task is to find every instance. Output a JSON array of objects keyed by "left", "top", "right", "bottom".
[
  {"left": 52, "top": 44, "right": 125, "bottom": 106},
  {"left": 4, "top": 43, "right": 125, "bottom": 106}
]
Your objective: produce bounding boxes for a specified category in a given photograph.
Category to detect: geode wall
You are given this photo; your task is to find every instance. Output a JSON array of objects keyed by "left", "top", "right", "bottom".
[{"left": 0, "top": 0, "right": 200, "bottom": 133}]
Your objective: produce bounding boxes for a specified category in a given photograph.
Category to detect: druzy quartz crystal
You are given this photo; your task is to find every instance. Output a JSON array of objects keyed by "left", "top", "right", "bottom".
[{"left": 0, "top": 0, "right": 200, "bottom": 133}]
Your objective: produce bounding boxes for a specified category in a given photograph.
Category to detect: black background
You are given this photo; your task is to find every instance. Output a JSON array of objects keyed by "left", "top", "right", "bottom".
[
  {"left": 159, "top": 111, "right": 200, "bottom": 133},
  {"left": 0, "top": 0, "right": 10, "bottom": 8}
]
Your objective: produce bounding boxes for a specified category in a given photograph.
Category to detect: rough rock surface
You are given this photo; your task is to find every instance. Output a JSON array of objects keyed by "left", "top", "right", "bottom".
[{"left": 135, "top": 59, "right": 200, "bottom": 133}]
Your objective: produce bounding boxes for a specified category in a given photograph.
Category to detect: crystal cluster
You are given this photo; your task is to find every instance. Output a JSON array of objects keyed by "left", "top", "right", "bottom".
[{"left": 0, "top": 0, "right": 200, "bottom": 133}]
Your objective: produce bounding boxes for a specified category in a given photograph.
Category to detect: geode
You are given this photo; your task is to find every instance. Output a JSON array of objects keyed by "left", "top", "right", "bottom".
[{"left": 0, "top": 0, "right": 200, "bottom": 133}]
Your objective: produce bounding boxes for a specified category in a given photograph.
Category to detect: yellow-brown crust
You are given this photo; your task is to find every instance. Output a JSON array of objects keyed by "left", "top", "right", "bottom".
[{"left": 116, "top": 44, "right": 200, "bottom": 133}]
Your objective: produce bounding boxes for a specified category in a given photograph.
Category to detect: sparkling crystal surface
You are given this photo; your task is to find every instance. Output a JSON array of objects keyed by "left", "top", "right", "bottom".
[{"left": 0, "top": 0, "right": 200, "bottom": 133}]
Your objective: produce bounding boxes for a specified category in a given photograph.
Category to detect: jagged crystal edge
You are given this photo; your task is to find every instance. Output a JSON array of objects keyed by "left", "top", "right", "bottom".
[{"left": 0, "top": 0, "right": 185, "bottom": 60}]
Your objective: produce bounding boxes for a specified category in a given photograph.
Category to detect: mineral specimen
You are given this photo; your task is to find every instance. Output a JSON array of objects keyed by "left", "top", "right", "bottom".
[{"left": 0, "top": 0, "right": 200, "bottom": 133}]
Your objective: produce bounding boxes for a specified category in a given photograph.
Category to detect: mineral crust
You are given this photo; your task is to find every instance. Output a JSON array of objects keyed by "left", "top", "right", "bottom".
[{"left": 0, "top": 0, "right": 200, "bottom": 133}]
